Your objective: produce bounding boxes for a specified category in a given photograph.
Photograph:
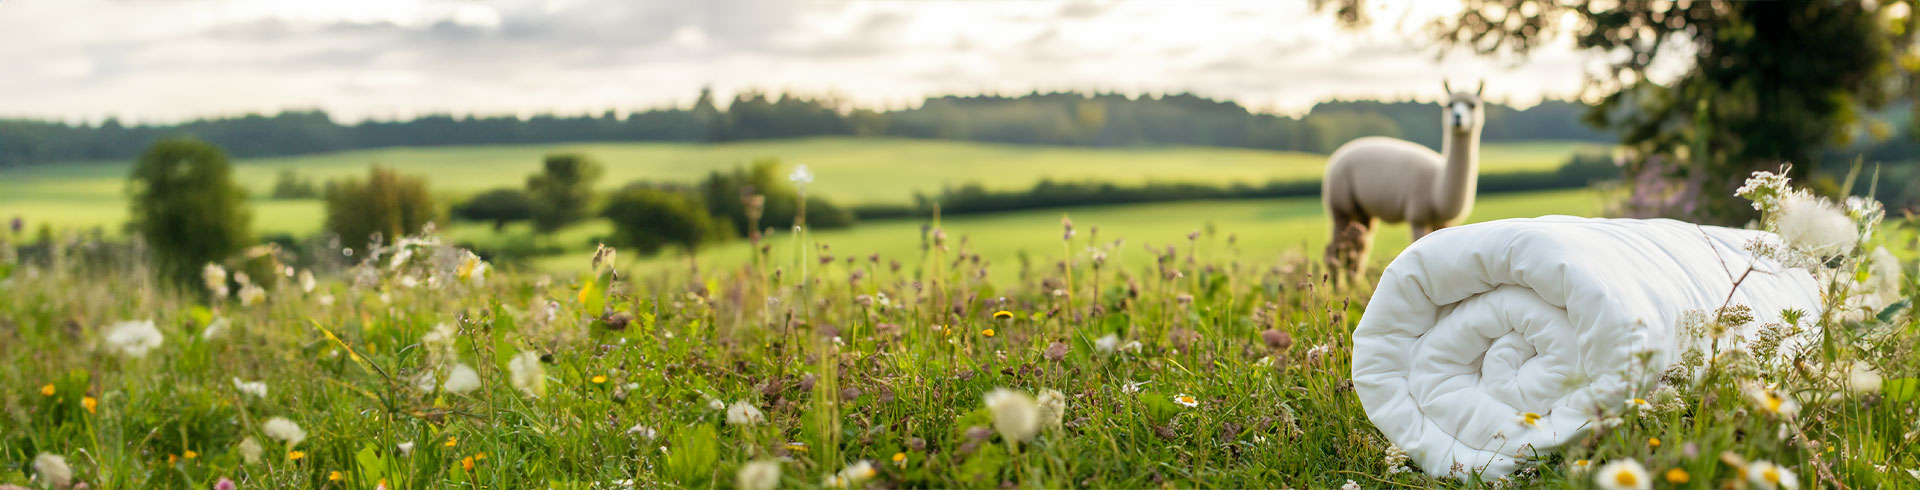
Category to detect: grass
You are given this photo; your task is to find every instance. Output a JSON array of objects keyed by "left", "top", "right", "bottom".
[
  {"left": 0, "top": 190, "right": 1913, "bottom": 489},
  {"left": 0, "top": 137, "right": 1608, "bottom": 236}
]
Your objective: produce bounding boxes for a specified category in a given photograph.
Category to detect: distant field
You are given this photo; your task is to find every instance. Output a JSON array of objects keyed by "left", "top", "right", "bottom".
[
  {"left": 0, "top": 137, "right": 1608, "bottom": 236},
  {"left": 524, "top": 189, "right": 1608, "bottom": 283}
]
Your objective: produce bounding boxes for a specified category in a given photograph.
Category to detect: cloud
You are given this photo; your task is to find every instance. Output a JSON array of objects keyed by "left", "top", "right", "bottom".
[{"left": 0, "top": 0, "right": 1597, "bottom": 123}]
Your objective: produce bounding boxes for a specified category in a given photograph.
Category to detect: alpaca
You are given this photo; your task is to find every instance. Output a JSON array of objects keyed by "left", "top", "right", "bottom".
[{"left": 1322, "top": 81, "right": 1484, "bottom": 285}]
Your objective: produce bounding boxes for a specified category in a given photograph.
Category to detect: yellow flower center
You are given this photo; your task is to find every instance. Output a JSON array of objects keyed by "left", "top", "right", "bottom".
[
  {"left": 1763, "top": 468, "right": 1780, "bottom": 483},
  {"left": 1766, "top": 394, "right": 1783, "bottom": 412},
  {"left": 1633, "top": 398, "right": 1648, "bottom": 405},
  {"left": 892, "top": 452, "right": 906, "bottom": 462},
  {"left": 1666, "top": 468, "right": 1689, "bottom": 484},
  {"left": 982, "top": 329, "right": 995, "bottom": 337},
  {"left": 1521, "top": 412, "right": 1540, "bottom": 425},
  {"left": 1574, "top": 459, "right": 1589, "bottom": 467},
  {"left": 1614, "top": 470, "right": 1637, "bottom": 486}
]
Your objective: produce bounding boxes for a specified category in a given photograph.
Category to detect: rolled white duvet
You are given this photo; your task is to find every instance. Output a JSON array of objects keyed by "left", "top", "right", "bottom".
[{"left": 1352, "top": 216, "right": 1822, "bottom": 478}]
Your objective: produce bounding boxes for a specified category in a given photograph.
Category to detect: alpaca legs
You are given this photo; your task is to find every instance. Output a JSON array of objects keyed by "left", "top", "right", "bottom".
[{"left": 1324, "top": 210, "right": 1375, "bottom": 289}]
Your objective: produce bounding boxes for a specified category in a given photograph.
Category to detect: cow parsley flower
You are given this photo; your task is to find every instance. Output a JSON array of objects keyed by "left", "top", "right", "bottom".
[
  {"left": 984, "top": 388, "right": 1040, "bottom": 443},
  {"left": 201, "top": 317, "right": 229, "bottom": 341},
  {"left": 1036, "top": 389, "right": 1067, "bottom": 430},
  {"left": 104, "top": 320, "right": 164, "bottom": 358},
  {"left": 738, "top": 460, "right": 781, "bottom": 490},
  {"left": 508, "top": 351, "right": 546, "bottom": 397},
  {"left": 1340, "top": 480, "right": 1360, "bottom": 490},
  {"left": 1094, "top": 334, "right": 1119, "bottom": 354},
  {"left": 1595, "top": 459, "right": 1650, "bottom": 490},
  {"left": 204, "top": 263, "right": 230, "bottom": 298},
  {"left": 1773, "top": 193, "right": 1857, "bottom": 260},
  {"left": 232, "top": 378, "right": 268, "bottom": 398},
  {"left": 443, "top": 364, "right": 482, "bottom": 394},
  {"left": 34, "top": 453, "right": 72, "bottom": 489},
  {"left": 726, "top": 401, "right": 766, "bottom": 426},
  {"left": 264, "top": 417, "right": 305, "bottom": 446},
  {"left": 299, "top": 269, "right": 316, "bottom": 293},
  {"left": 237, "top": 284, "right": 266, "bottom": 306},
  {"left": 788, "top": 164, "right": 814, "bottom": 186},
  {"left": 237, "top": 437, "right": 263, "bottom": 464}
]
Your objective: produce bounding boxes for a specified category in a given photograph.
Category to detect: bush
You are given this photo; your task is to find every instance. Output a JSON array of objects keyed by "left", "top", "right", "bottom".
[
  {"left": 269, "top": 168, "right": 320, "bottom": 199},
  {"left": 323, "top": 166, "right": 439, "bottom": 252},
  {"left": 699, "top": 159, "right": 854, "bottom": 235},
  {"left": 453, "top": 188, "right": 537, "bottom": 231},
  {"left": 602, "top": 186, "right": 728, "bottom": 256},
  {"left": 126, "top": 138, "right": 251, "bottom": 286},
  {"left": 527, "top": 154, "right": 604, "bottom": 232}
]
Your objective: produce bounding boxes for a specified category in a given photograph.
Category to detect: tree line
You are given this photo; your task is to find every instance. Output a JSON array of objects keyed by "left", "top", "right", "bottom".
[{"left": 0, "top": 90, "right": 1611, "bottom": 167}]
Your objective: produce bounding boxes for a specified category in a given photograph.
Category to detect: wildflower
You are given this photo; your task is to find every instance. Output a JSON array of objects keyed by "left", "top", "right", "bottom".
[
  {"left": 237, "top": 438, "right": 263, "bottom": 464},
  {"left": 891, "top": 452, "right": 908, "bottom": 466},
  {"left": 264, "top": 417, "right": 306, "bottom": 446},
  {"left": 1518, "top": 412, "right": 1541, "bottom": 427},
  {"left": 1043, "top": 341, "right": 1069, "bottom": 361},
  {"left": 1094, "top": 334, "right": 1119, "bottom": 354},
  {"left": 214, "top": 477, "right": 236, "bottom": 490},
  {"left": 82, "top": 396, "right": 97, "bottom": 414},
  {"left": 1774, "top": 192, "right": 1857, "bottom": 259},
  {"left": 1036, "top": 389, "right": 1067, "bottom": 430},
  {"left": 201, "top": 317, "right": 229, "bottom": 340},
  {"left": 591, "top": 375, "right": 608, "bottom": 385},
  {"left": 1340, "top": 480, "right": 1360, "bottom": 490},
  {"left": 1173, "top": 393, "right": 1199, "bottom": 408},
  {"left": 1260, "top": 328, "right": 1293, "bottom": 351},
  {"left": 1568, "top": 459, "right": 1591, "bottom": 474},
  {"left": 627, "top": 424, "right": 657, "bottom": 440},
  {"left": 833, "top": 461, "right": 876, "bottom": 486},
  {"left": 232, "top": 378, "right": 268, "bottom": 398},
  {"left": 1119, "top": 340, "right": 1143, "bottom": 354},
  {"left": 288, "top": 450, "right": 305, "bottom": 461},
  {"left": 706, "top": 398, "right": 726, "bottom": 410},
  {"left": 457, "top": 254, "right": 488, "bottom": 285},
  {"left": 329, "top": 471, "right": 344, "bottom": 482},
  {"left": 444, "top": 436, "right": 458, "bottom": 447},
  {"left": 738, "top": 460, "right": 781, "bottom": 490},
  {"left": 981, "top": 328, "right": 996, "bottom": 337},
  {"left": 461, "top": 456, "right": 475, "bottom": 471},
  {"left": 1665, "top": 468, "right": 1689, "bottom": 484},
  {"left": 1626, "top": 397, "right": 1652, "bottom": 413},
  {"left": 1648, "top": 437, "right": 1661, "bottom": 448},
  {"left": 443, "top": 364, "right": 481, "bottom": 394},
  {"left": 726, "top": 401, "right": 766, "bottom": 426},
  {"left": 1122, "top": 380, "right": 1149, "bottom": 394},
  {"left": 1841, "top": 361, "right": 1883, "bottom": 395},
  {"left": 984, "top": 388, "right": 1041, "bottom": 443},
  {"left": 299, "top": 269, "right": 316, "bottom": 293},
  {"left": 1383, "top": 444, "right": 1411, "bottom": 474},
  {"left": 103, "top": 320, "right": 164, "bottom": 358},
  {"left": 508, "top": 351, "right": 547, "bottom": 397},
  {"left": 1747, "top": 460, "right": 1799, "bottom": 490},
  {"left": 204, "top": 264, "right": 230, "bottom": 298},
  {"left": 237, "top": 284, "right": 266, "bottom": 306},
  {"left": 1744, "top": 382, "right": 1800, "bottom": 418},
  {"left": 40, "top": 384, "right": 53, "bottom": 396},
  {"left": 788, "top": 164, "right": 814, "bottom": 186},
  {"left": 34, "top": 453, "right": 72, "bottom": 489},
  {"left": 397, "top": 442, "right": 415, "bottom": 456},
  {"left": 1305, "top": 344, "right": 1331, "bottom": 365},
  {"left": 992, "top": 310, "right": 1014, "bottom": 320},
  {"left": 1595, "top": 459, "right": 1650, "bottom": 490}
]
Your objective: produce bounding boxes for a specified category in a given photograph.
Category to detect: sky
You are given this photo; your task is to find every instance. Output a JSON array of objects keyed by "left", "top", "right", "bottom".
[{"left": 0, "top": 0, "right": 1618, "bottom": 124}]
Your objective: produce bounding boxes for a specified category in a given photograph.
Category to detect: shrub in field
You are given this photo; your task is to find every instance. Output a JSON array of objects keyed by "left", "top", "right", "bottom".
[
  {"left": 700, "top": 159, "right": 853, "bottom": 234},
  {"left": 602, "top": 186, "right": 728, "bottom": 255},
  {"left": 269, "top": 168, "right": 320, "bottom": 199},
  {"left": 526, "top": 153, "right": 604, "bottom": 233},
  {"left": 323, "top": 165, "right": 439, "bottom": 252},
  {"left": 127, "top": 137, "right": 251, "bottom": 286},
  {"left": 452, "top": 188, "right": 537, "bottom": 231}
]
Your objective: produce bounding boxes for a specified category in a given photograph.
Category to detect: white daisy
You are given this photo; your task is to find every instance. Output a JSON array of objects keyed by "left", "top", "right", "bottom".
[
  {"left": 1594, "top": 459, "right": 1650, "bottom": 490},
  {"left": 1747, "top": 460, "right": 1800, "bottom": 490},
  {"left": 103, "top": 320, "right": 164, "bottom": 358},
  {"left": 1172, "top": 393, "right": 1199, "bottom": 408}
]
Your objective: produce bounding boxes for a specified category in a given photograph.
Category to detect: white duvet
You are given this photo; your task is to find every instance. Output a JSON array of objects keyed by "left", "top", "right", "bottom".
[{"left": 1351, "top": 216, "right": 1822, "bottom": 478}]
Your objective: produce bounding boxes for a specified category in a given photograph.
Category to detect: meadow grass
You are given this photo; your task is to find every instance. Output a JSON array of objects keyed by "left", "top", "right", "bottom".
[
  {"left": 0, "top": 138, "right": 1606, "bottom": 235},
  {"left": 2, "top": 185, "right": 1913, "bottom": 489}
]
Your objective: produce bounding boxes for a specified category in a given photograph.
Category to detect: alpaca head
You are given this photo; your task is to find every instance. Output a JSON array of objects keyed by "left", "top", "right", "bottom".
[{"left": 1439, "top": 80, "right": 1485, "bottom": 137}]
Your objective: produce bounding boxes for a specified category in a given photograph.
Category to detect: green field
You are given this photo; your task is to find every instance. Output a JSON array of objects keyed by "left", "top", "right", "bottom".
[
  {"left": 509, "top": 189, "right": 1606, "bottom": 284},
  {"left": 0, "top": 138, "right": 1608, "bottom": 237}
]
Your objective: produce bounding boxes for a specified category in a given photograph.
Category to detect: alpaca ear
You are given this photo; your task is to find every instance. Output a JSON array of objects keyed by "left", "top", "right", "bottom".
[
  {"left": 1442, "top": 79, "right": 1453, "bottom": 95},
  {"left": 1475, "top": 80, "right": 1485, "bottom": 96}
]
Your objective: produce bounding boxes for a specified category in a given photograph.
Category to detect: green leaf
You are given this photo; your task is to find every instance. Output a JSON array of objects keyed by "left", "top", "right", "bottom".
[
  {"left": 1877, "top": 299, "right": 1910, "bottom": 324},
  {"left": 1887, "top": 378, "right": 1919, "bottom": 402},
  {"left": 579, "top": 278, "right": 604, "bottom": 314},
  {"left": 664, "top": 424, "right": 719, "bottom": 486},
  {"left": 355, "top": 444, "right": 390, "bottom": 484}
]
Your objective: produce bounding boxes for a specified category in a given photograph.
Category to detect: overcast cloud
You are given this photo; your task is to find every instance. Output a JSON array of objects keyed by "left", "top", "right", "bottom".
[{"left": 0, "top": 0, "right": 1615, "bottom": 124}]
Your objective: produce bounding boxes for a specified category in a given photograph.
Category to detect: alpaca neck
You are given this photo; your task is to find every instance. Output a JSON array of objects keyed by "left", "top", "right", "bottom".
[{"left": 1431, "top": 128, "right": 1480, "bottom": 220}]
